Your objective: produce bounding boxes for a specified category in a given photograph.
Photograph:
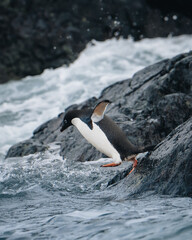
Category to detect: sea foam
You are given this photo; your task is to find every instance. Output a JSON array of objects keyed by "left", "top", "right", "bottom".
[{"left": 0, "top": 35, "right": 192, "bottom": 155}]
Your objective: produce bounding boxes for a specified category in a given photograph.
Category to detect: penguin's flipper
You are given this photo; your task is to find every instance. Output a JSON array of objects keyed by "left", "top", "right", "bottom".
[{"left": 91, "top": 100, "right": 111, "bottom": 123}]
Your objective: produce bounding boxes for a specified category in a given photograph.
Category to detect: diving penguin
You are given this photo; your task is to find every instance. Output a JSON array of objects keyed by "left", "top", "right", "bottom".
[{"left": 60, "top": 100, "right": 153, "bottom": 174}]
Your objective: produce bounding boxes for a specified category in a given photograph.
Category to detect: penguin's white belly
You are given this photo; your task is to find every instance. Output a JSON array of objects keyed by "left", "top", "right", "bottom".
[{"left": 71, "top": 118, "right": 121, "bottom": 161}]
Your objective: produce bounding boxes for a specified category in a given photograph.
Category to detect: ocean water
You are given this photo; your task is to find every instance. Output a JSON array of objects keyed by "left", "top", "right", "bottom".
[{"left": 0, "top": 35, "right": 192, "bottom": 239}]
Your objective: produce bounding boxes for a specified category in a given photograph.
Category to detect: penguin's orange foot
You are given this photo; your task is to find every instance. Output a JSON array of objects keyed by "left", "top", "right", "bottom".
[
  {"left": 133, "top": 158, "right": 138, "bottom": 168},
  {"left": 127, "top": 167, "right": 136, "bottom": 175},
  {"left": 101, "top": 162, "right": 121, "bottom": 167},
  {"left": 127, "top": 158, "right": 138, "bottom": 175}
]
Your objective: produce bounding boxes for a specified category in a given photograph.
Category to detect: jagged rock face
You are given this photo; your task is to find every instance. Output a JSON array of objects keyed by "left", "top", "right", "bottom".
[
  {"left": 110, "top": 117, "right": 192, "bottom": 197},
  {"left": 1, "top": 0, "right": 192, "bottom": 83},
  {"left": 5, "top": 52, "right": 192, "bottom": 196}
]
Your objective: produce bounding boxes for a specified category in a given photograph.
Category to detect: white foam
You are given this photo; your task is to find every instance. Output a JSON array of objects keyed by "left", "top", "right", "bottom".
[
  {"left": 66, "top": 209, "right": 111, "bottom": 219},
  {"left": 1, "top": 35, "right": 192, "bottom": 154},
  {"left": 83, "top": 158, "right": 113, "bottom": 165}
]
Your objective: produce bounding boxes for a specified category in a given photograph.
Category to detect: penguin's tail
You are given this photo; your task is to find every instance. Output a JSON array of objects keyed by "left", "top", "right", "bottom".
[{"left": 139, "top": 144, "right": 156, "bottom": 153}]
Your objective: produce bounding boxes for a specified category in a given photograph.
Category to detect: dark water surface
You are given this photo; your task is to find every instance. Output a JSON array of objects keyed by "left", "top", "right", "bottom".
[{"left": 0, "top": 148, "right": 192, "bottom": 240}]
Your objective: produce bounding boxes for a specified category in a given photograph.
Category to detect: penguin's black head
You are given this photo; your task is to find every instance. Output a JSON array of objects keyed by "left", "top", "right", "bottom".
[
  {"left": 60, "top": 109, "right": 92, "bottom": 132},
  {"left": 60, "top": 110, "right": 77, "bottom": 132}
]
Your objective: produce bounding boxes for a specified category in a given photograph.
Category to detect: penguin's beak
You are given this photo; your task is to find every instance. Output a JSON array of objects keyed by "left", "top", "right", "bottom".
[
  {"left": 60, "top": 125, "right": 65, "bottom": 132},
  {"left": 60, "top": 121, "right": 70, "bottom": 132}
]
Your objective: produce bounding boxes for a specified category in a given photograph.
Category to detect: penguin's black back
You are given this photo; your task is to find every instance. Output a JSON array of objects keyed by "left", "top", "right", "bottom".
[{"left": 97, "top": 115, "right": 140, "bottom": 160}]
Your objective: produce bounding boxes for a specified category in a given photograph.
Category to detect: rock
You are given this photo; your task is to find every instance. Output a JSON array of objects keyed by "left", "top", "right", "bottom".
[
  {"left": 6, "top": 139, "right": 48, "bottom": 157},
  {"left": 1, "top": 0, "right": 192, "bottom": 83},
  {"left": 5, "top": 52, "right": 192, "bottom": 196},
  {"left": 109, "top": 117, "right": 192, "bottom": 197}
]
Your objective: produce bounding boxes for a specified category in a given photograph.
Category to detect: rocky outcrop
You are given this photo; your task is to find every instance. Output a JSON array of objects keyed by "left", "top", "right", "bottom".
[
  {"left": 110, "top": 117, "right": 192, "bottom": 197},
  {"left": 1, "top": 0, "right": 192, "bottom": 83},
  {"left": 6, "top": 52, "right": 192, "bottom": 196}
]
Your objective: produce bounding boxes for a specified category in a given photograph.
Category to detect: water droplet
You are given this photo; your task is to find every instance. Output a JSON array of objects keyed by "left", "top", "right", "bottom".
[
  {"left": 172, "top": 15, "right": 178, "bottom": 20},
  {"left": 114, "top": 20, "right": 120, "bottom": 27}
]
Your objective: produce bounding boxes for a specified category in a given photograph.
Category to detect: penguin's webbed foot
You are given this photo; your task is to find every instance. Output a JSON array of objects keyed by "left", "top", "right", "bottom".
[
  {"left": 101, "top": 162, "right": 121, "bottom": 167},
  {"left": 127, "top": 157, "right": 138, "bottom": 175}
]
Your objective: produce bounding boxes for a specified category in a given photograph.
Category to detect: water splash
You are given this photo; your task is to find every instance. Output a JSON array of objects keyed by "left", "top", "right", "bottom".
[{"left": 1, "top": 35, "right": 192, "bottom": 155}]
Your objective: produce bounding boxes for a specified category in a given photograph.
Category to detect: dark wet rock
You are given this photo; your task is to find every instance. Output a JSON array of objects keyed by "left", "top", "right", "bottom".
[
  {"left": 5, "top": 52, "right": 192, "bottom": 196},
  {"left": 110, "top": 117, "right": 192, "bottom": 197},
  {"left": 6, "top": 139, "right": 48, "bottom": 158},
  {"left": 1, "top": 0, "right": 192, "bottom": 83}
]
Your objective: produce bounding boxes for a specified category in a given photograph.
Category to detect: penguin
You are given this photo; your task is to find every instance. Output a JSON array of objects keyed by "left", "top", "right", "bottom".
[{"left": 60, "top": 100, "right": 154, "bottom": 175}]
